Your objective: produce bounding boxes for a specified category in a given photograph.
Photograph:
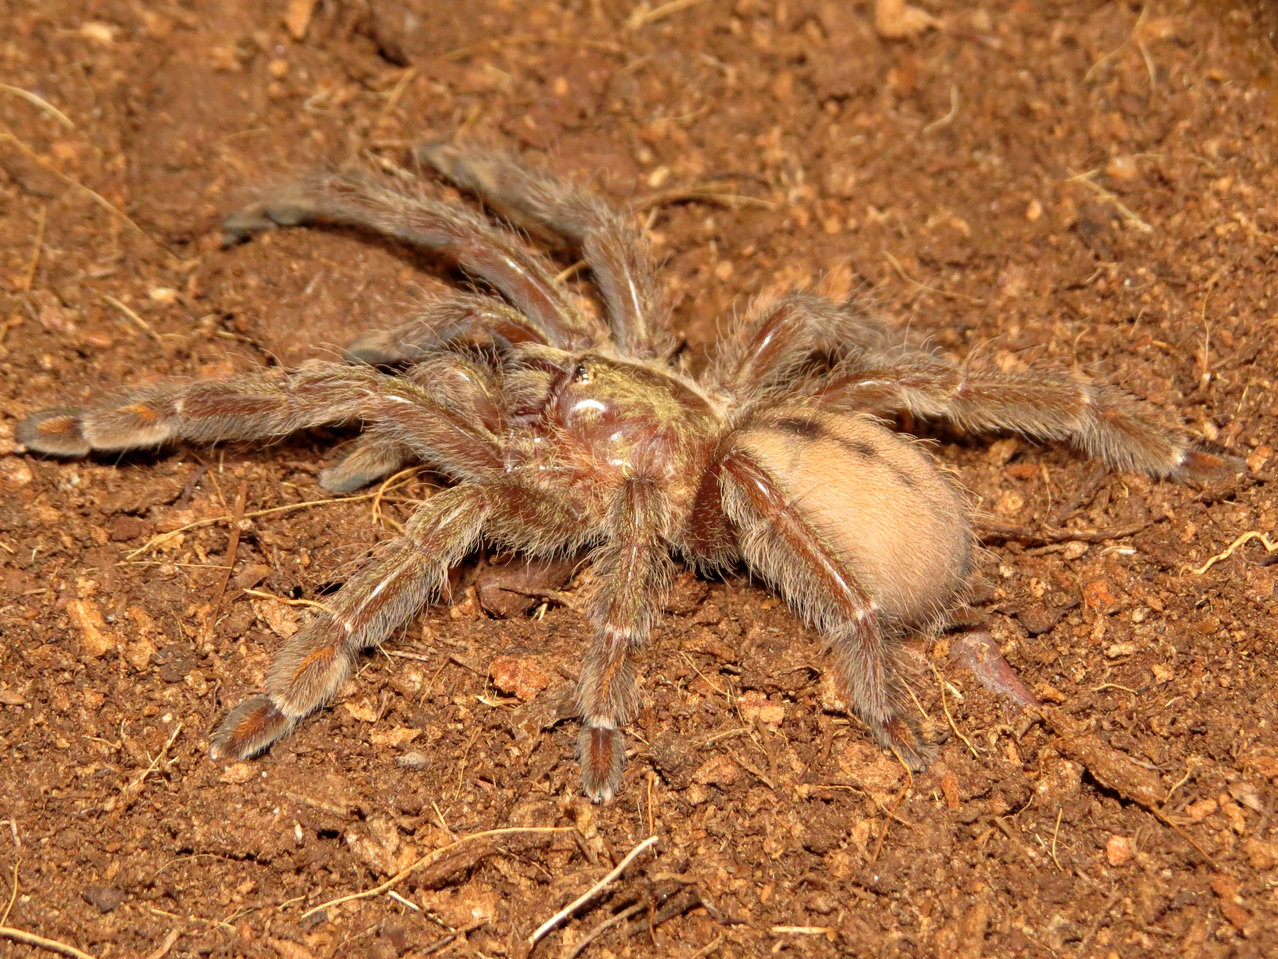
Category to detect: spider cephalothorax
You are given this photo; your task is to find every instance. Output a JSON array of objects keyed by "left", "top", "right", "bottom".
[{"left": 19, "top": 144, "right": 1237, "bottom": 802}]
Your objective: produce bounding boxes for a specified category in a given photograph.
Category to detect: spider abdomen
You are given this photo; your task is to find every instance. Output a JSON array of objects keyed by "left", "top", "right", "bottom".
[{"left": 736, "top": 411, "right": 972, "bottom": 629}]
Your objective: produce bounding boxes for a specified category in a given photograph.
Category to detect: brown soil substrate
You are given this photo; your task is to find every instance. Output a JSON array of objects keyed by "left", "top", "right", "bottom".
[{"left": 1, "top": 2, "right": 1275, "bottom": 956}]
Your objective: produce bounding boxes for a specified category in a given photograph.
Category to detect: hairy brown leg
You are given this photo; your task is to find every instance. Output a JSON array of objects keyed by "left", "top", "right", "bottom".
[
  {"left": 342, "top": 292, "right": 549, "bottom": 365},
  {"left": 716, "top": 448, "right": 934, "bottom": 769},
  {"left": 574, "top": 477, "right": 675, "bottom": 802},
  {"left": 317, "top": 335, "right": 509, "bottom": 490},
  {"left": 211, "top": 478, "right": 591, "bottom": 760},
  {"left": 816, "top": 352, "right": 1241, "bottom": 481},
  {"left": 221, "top": 169, "right": 604, "bottom": 350},
  {"left": 210, "top": 484, "right": 493, "bottom": 759},
  {"left": 708, "top": 292, "right": 892, "bottom": 399},
  {"left": 19, "top": 361, "right": 506, "bottom": 482},
  {"left": 19, "top": 365, "right": 381, "bottom": 456},
  {"left": 416, "top": 143, "right": 673, "bottom": 359},
  {"left": 318, "top": 435, "right": 416, "bottom": 493}
]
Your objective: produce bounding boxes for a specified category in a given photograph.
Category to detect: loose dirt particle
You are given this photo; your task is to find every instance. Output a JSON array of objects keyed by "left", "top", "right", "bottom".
[
  {"left": 1105, "top": 835, "right": 1132, "bottom": 866},
  {"left": 488, "top": 655, "right": 550, "bottom": 701},
  {"left": 67, "top": 599, "right": 116, "bottom": 659}
]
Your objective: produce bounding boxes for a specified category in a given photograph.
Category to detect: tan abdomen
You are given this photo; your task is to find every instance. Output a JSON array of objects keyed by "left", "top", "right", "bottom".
[{"left": 737, "top": 411, "right": 972, "bottom": 626}]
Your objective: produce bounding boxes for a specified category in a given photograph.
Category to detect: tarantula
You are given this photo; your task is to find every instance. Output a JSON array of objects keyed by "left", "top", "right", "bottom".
[{"left": 19, "top": 144, "right": 1236, "bottom": 802}]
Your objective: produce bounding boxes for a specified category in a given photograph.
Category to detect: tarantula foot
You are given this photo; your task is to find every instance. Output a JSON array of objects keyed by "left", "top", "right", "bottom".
[
  {"left": 210, "top": 696, "right": 297, "bottom": 760},
  {"left": 866, "top": 714, "right": 939, "bottom": 772},
  {"left": 318, "top": 442, "right": 409, "bottom": 493},
  {"left": 18, "top": 408, "right": 90, "bottom": 457},
  {"left": 413, "top": 141, "right": 465, "bottom": 176},
  {"left": 341, "top": 329, "right": 419, "bottom": 367},
  {"left": 1174, "top": 449, "right": 1247, "bottom": 483},
  {"left": 221, "top": 198, "right": 314, "bottom": 246},
  {"left": 578, "top": 725, "right": 626, "bottom": 803}
]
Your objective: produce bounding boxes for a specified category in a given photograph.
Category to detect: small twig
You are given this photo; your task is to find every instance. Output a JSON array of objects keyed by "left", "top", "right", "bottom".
[
  {"left": 528, "top": 835, "right": 659, "bottom": 946},
  {"left": 731, "top": 754, "right": 776, "bottom": 790},
  {"left": 202, "top": 481, "right": 248, "bottom": 647},
  {"left": 0, "top": 84, "right": 76, "bottom": 128},
  {"left": 0, "top": 927, "right": 96, "bottom": 959},
  {"left": 626, "top": 0, "right": 711, "bottom": 30},
  {"left": 922, "top": 85, "right": 959, "bottom": 134},
  {"left": 1, "top": 860, "right": 18, "bottom": 927},
  {"left": 636, "top": 184, "right": 775, "bottom": 212},
  {"left": 930, "top": 662, "right": 978, "bottom": 759},
  {"left": 371, "top": 66, "right": 417, "bottom": 129},
  {"left": 771, "top": 925, "right": 835, "bottom": 936},
  {"left": 386, "top": 649, "right": 437, "bottom": 664},
  {"left": 0, "top": 121, "right": 174, "bottom": 259},
  {"left": 242, "top": 589, "right": 331, "bottom": 612},
  {"left": 869, "top": 786, "right": 908, "bottom": 864},
  {"left": 103, "top": 295, "right": 163, "bottom": 343},
  {"left": 565, "top": 902, "right": 646, "bottom": 959},
  {"left": 386, "top": 890, "right": 420, "bottom": 912},
  {"left": 1164, "top": 763, "right": 1196, "bottom": 804},
  {"left": 371, "top": 465, "right": 428, "bottom": 532},
  {"left": 109, "top": 723, "right": 184, "bottom": 816},
  {"left": 623, "top": 887, "right": 705, "bottom": 939},
  {"left": 21, "top": 204, "right": 47, "bottom": 291},
  {"left": 811, "top": 783, "right": 911, "bottom": 826},
  {"left": 645, "top": 771, "right": 657, "bottom": 838},
  {"left": 883, "top": 250, "right": 985, "bottom": 305},
  {"left": 976, "top": 519, "right": 1152, "bottom": 545},
  {"left": 125, "top": 477, "right": 421, "bottom": 559},
  {"left": 688, "top": 933, "right": 725, "bottom": 957},
  {"left": 118, "top": 561, "right": 234, "bottom": 570},
  {"left": 1050, "top": 808, "right": 1064, "bottom": 872},
  {"left": 679, "top": 652, "right": 729, "bottom": 699},
  {"left": 1085, "top": 3, "right": 1149, "bottom": 82},
  {"left": 1189, "top": 530, "right": 1278, "bottom": 575},
  {"left": 141, "top": 929, "right": 181, "bottom": 959},
  {"left": 0, "top": 313, "right": 24, "bottom": 348},
  {"left": 1092, "top": 682, "right": 1138, "bottom": 695},
  {"left": 301, "top": 826, "right": 571, "bottom": 920},
  {"left": 1066, "top": 169, "right": 1153, "bottom": 233}
]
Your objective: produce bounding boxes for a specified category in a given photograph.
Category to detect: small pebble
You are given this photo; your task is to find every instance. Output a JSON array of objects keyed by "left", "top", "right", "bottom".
[
  {"left": 81, "top": 885, "right": 125, "bottom": 913},
  {"left": 1106, "top": 155, "right": 1139, "bottom": 181},
  {"left": 1105, "top": 834, "right": 1132, "bottom": 866}
]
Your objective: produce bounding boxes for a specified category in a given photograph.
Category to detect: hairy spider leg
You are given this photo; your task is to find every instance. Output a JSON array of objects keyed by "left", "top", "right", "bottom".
[
  {"left": 211, "top": 484, "right": 489, "bottom": 758},
  {"left": 320, "top": 353, "right": 508, "bottom": 492},
  {"left": 215, "top": 478, "right": 591, "bottom": 761},
  {"left": 341, "top": 292, "right": 552, "bottom": 366},
  {"left": 815, "top": 351, "right": 1239, "bottom": 481},
  {"left": 221, "top": 169, "right": 604, "bottom": 350},
  {"left": 716, "top": 448, "right": 936, "bottom": 769},
  {"left": 18, "top": 361, "right": 506, "bottom": 482},
  {"left": 417, "top": 144, "right": 673, "bottom": 359},
  {"left": 575, "top": 477, "right": 676, "bottom": 802},
  {"left": 709, "top": 292, "right": 894, "bottom": 399},
  {"left": 317, "top": 434, "right": 418, "bottom": 494}
]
